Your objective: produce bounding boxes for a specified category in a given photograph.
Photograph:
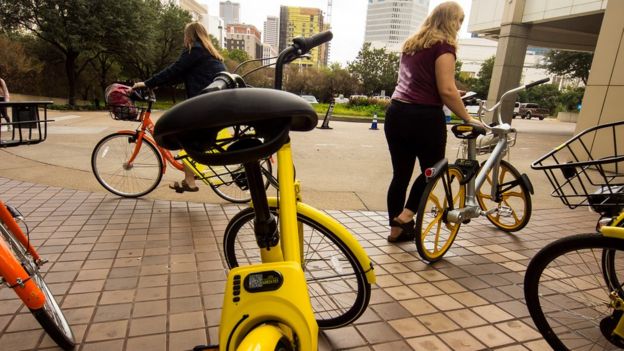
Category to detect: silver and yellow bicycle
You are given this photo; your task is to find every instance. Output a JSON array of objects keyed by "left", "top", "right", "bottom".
[
  {"left": 414, "top": 78, "right": 550, "bottom": 262},
  {"left": 154, "top": 31, "right": 375, "bottom": 350}
]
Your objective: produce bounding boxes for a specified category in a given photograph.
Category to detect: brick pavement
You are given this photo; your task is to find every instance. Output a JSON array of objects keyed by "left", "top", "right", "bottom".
[{"left": 0, "top": 177, "right": 599, "bottom": 350}]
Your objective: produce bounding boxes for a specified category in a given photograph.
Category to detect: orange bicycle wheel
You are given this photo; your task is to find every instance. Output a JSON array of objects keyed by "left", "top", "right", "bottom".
[{"left": 0, "top": 210, "right": 75, "bottom": 350}]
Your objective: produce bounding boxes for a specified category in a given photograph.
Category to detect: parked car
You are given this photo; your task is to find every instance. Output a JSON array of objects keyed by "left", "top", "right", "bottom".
[
  {"left": 371, "top": 95, "right": 390, "bottom": 100},
  {"left": 512, "top": 102, "right": 520, "bottom": 118},
  {"left": 466, "top": 103, "right": 481, "bottom": 116},
  {"left": 334, "top": 94, "right": 349, "bottom": 104},
  {"left": 518, "top": 103, "right": 549, "bottom": 120},
  {"left": 300, "top": 95, "right": 318, "bottom": 104}
]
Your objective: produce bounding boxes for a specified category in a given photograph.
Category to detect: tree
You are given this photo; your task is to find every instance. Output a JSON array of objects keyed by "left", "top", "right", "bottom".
[
  {"left": 518, "top": 84, "right": 560, "bottom": 113},
  {"left": 116, "top": 1, "right": 190, "bottom": 81},
  {"left": 209, "top": 34, "right": 222, "bottom": 51},
  {"left": 471, "top": 56, "right": 495, "bottom": 98},
  {"left": 542, "top": 50, "right": 593, "bottom": 85},
  {"left": 0, "top": 34, "right": 42, "bottom": 93},
  {"left": 0, "top": 0, "right": 143, "bottom": 106},
  {"left": 348, "top": 43, "right": 399, "bottom": 96},
  {"left": 325, "top": 63, "right": 361, "bottom": 100}
]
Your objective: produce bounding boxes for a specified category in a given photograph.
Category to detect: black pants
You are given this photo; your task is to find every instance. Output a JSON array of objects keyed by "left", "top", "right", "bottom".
[{"left": 384, "top": 100, "right": 447, "bottom": 226}]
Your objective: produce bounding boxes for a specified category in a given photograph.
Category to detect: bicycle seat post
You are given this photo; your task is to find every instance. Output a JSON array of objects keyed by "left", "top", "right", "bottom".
[{"left": 243, "top": 161, "right": 279, "bottom": 251}]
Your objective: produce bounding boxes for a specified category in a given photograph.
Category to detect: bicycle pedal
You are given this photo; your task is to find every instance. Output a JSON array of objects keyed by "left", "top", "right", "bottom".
[{"left": 193, "top": 345, "right": 219, "bottom": 351}]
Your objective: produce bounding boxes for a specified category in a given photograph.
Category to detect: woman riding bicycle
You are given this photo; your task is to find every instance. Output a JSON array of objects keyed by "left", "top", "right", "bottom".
[
  {"left": 384, "top": 1, "right": 483, "bottom": 242},
  {"left": 131, "top": 21, "right": 226, "bottom": 193}
]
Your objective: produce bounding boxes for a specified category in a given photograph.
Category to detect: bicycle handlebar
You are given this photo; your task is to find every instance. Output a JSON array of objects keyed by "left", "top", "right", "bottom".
[
  {"left": 525, "top": 77, "right": 550, "bottom": 89},
  {"left": 128, "top": 87, "right": 156, "bottom": 103},
  {"left": 477, "top": 77, "right": 550, "bottom": 126},
  {"left": 201, "top": 72, "right": 247, "bottom": 94},
  {"left": 201, "top": 31, "right": 334, "bottom": 94},
  {"left": 292, "top": 31, "right": 333, "bottom": 54}
]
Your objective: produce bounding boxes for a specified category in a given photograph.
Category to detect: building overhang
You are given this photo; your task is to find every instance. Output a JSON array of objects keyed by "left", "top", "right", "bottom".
[{"left": 474, "top": 12, "right": 603, "bottom": 52}]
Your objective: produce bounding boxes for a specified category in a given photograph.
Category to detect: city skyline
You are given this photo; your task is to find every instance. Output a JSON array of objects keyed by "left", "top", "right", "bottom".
[{"left": 203, "top": 0, "right": 472, "bottom": 65}]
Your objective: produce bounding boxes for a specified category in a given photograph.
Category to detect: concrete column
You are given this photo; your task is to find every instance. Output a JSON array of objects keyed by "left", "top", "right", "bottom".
[
  {"left": 577, "top": 0, "right": 624, "bottom": 132},
  {"left": 576, "top": 0, "right": 624, "bottom": 169},
  {"left": 485, "top": 0, "right": 528, "bottom": 124}
]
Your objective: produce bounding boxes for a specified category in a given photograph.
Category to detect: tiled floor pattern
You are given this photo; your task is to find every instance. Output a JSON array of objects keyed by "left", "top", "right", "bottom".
[{"left": 0, "top": 177, "right": 599, "bottom": 350}]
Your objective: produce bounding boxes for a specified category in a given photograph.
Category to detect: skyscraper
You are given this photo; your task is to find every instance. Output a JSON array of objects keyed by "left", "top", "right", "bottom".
[
  {"left": 364, "top": 0, "right": 430, "bottom": 52},
  {"left": 219, "top": 1, "right": 240, "bottom": 25},
  {"left": 263, "top": 16, "right": 279, "bottom": 49},
  {"left": 279, "top": 6, "right": 328, "bottom": 67}
]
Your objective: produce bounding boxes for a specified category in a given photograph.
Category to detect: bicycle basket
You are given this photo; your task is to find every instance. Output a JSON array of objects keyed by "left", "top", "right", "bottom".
[
  {"left": 531, "top": 120, "right": 624, "bottom": 214},
  {"left": 105, "top": 83, "right": 142, "bottom": 121}
]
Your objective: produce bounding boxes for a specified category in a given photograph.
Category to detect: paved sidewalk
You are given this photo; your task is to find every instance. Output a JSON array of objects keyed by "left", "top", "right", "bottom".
[{"left": 0, "top": 177, "right": 599, "bottom": 351}]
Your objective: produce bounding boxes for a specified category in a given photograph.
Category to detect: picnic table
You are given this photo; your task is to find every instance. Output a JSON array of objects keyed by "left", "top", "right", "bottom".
[{"left": 0, "top": 101, "right": 53, "bottom": 147}]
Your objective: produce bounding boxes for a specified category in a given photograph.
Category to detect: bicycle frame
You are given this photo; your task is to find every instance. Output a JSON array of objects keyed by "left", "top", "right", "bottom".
[
  {"left": 125, "top": 108, "right": 184, "bottom": 174},
  {"left": 0, "top": 201, "right": 46, "bottom": 309},
  {"left": 445, "top": 84, "right": 536, "bottom": 225},
  {"left": 245, "top": 142, "right": 377, "bottom": 283},
  {"left": 215, "top": 144, "right": 318, "bottom": 350},
  {"left": 448, "top": 125, "right": 511, "bottom": 223}
]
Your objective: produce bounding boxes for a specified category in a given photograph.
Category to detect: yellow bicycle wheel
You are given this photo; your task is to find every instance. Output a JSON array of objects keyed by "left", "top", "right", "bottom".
[
  {"left": 477, "top": 160, "right": 532, "bottom": 232},
  {"left": 415, "top": 166, "right": 465, "bottom": 263}
]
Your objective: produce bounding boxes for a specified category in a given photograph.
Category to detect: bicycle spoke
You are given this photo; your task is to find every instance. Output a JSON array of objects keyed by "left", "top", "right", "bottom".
[
  {"left": 433, "top": 220, "right": 443, "bottom": 253},
  {"left": 423, "top": 211, "right": 443, "bottom": 234},
  {"left": 525, "top": 234, "right": 624, "bottom": 350}
]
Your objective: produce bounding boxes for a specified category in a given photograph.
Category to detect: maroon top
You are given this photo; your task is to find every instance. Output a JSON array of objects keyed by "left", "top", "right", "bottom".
[{"left": 391, "top": 42, "right": 456, "bottom": 106}]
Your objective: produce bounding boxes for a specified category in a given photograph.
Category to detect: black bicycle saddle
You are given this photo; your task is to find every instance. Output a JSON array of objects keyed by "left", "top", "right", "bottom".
[{"left": 154, "top": 88, "right": 318, "bottom": 165}]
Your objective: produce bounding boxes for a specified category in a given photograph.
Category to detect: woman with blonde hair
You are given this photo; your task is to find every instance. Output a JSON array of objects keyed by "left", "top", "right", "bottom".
[
  {"left": 132, "top": 21, "right": 226, "bottom": 193},
  {"left": 384, "top": 1, "right": 482, "bottom": 242}
]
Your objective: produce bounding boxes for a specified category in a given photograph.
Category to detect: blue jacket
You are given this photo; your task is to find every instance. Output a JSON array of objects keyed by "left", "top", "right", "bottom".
[{"left": 145, "top": 41, "right": 226, "bottom": 98}]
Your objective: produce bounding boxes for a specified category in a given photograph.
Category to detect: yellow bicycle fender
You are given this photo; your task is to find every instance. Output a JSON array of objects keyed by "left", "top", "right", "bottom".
[
  {"left": 236, "top": 324, "right": 289, "bottom": 351},
  {"left": 219, "top": 262, "right": 318, "bottom": 351},
  {"left": 602, "top": 212, "right": 624, "bottom": 238},
  {"left": 602, "top": 226, "right": 624, "bottom": 239},
  {"left": 266, "top": 198, "right": 376, "bottom": 284}
]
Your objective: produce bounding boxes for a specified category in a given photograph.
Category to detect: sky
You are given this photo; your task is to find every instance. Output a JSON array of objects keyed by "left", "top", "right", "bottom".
[{"left": 201, "top": 0, "right": 472, "bottom": 66}]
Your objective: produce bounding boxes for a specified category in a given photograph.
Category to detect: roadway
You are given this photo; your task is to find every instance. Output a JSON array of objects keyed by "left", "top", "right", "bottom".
[{"left": 0, "top": 109, "right": 577, "bottom": 211}]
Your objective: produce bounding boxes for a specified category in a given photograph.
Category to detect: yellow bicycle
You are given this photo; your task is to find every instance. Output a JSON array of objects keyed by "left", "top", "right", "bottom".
[
  {"left": 525, "top": 120, "right": 624, "bottom": 350},
  {"left": 154, "top": 31, "right": 375, "bottom": 350}
]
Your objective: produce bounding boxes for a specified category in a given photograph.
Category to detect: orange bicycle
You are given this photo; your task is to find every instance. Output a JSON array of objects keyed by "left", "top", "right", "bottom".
[
  {"left": 0, "top": 120, "right": 75, "bottom": 349},
  {"left": 91, "top": 89, "right": 273, "bottom": 202}
]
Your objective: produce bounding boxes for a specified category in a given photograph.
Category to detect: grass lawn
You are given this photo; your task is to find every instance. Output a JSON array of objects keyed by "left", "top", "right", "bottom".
[
  {"left": 52, "top": 100, "right": 463, "bottom": 124},
  {"left": 312, "top": 103, "right": 387, "bottom": 119}
]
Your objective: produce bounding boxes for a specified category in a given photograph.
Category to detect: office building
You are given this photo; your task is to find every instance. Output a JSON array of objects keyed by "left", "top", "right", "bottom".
[
  {"left": 457, "top": 38, "right": 551, "bottom": 85},
  {"left": 364, "top": 0, "right": 429, "bottom": 52},
  {"left": 262, "top": 43, "right": 278, "bottom": 65},
  {"left": 468, "top": 0, "right": 621, "bottom": 161},
  {"left": 264, "top": 16, "right": 279, "bottom": 49},
  {"left": 225, "top": 24, "right": 262, "bottom": 59},
  {"left": 220, "top": 1, "right": 240, "bottom": 25},
  {"left": 279, "top": 6, "right": 328, "bottom": 67},
  {"left": 207, "top": 15, "right": 225, "bottom": 47},
  {"left": 169, "top": 0, "right": 207, "bottom": 21}
]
